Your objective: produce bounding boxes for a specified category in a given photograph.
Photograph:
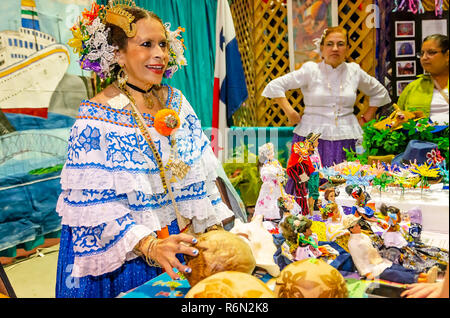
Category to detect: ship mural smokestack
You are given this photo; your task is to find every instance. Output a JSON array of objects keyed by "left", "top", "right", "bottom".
[{"left": 21, "top": 0, "right": 41, "bottom": 31}]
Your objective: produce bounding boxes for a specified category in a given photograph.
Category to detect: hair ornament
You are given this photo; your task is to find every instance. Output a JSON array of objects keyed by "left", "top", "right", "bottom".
[
  {"left": 104, "top": 0, "right": 138, "bottom": 37},
  {"left": 164, "top": 23, "right": 188, "bottom": 78},
  {"left": 68, "top": 2, "right": 118, "bottom": 79},
  {"left": 68, "top": 1, "right": 187, "bottom": 80}
]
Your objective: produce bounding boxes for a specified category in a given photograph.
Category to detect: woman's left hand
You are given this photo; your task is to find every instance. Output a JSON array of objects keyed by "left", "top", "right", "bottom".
[
  {"left": 148, "top": 234, "right": 199, "bottom": 280},
  {"left": 357, "top": 116, "right": 366, "bottom": 127}
]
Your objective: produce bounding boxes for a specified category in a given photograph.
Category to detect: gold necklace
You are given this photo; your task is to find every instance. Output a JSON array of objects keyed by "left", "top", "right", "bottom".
[{"left": 114, "top": 81, "right": 193, "bottom": 233}]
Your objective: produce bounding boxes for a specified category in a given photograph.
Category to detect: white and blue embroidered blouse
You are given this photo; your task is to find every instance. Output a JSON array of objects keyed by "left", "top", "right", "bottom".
[{"left": 57, "top": 85, "right": 234, "bottom": 277}]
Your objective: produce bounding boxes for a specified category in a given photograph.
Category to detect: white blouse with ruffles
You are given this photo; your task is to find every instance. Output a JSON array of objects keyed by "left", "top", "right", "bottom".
[
  {"left": 262, "top": 61, "right": 391, "bottom": 141},
  {"left": 56, "top": 85, "right": 234, "bottom": 278}
]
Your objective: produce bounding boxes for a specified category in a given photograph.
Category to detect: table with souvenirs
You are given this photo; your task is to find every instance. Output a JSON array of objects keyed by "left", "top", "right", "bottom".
[{"left": 122, "top": 123, "right": 449, "bottom": 299}]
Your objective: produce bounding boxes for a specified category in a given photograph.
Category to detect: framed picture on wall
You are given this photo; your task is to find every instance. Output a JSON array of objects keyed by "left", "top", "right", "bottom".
[
  {"left": 287, "top": 0, "right": 339, "bottom": 71},
  {"left": 422, "top": 19, "right": 448, "bottom": 39},
  {"left": 396, "top": 61, "right": 416, "bottom": 77},
  {"left": 395, "top": 20, "right": 415, "bottom": 37},
  {"left": 390, "top": 10, "right": 448, "bottom": 103},
  {"left": 395, "top": 40, "right": 416, "bottom": 57},
  {"left": 397, "top": 80, "right": 413, "bottom": 96}
]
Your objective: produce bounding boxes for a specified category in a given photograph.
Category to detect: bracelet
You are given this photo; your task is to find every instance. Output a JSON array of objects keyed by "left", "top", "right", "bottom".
[
  {"left": 145, "top": 236, "right": 161, "bottom": 267},
  {"left": 133, "top": 234, "right": 162, "bottom": 268}
]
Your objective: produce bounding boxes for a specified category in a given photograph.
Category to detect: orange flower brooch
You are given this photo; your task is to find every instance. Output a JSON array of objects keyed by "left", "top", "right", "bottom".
[{"left": 154, "top": 109, "right": 180, "bottom": 136}]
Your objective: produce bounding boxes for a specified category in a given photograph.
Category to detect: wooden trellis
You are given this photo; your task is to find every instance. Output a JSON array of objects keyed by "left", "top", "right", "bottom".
[{"left": 230, "top": 0, "right": 378, "bottom": 127}]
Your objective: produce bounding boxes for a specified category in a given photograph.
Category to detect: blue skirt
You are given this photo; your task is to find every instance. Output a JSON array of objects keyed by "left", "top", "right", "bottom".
[{"left": 55, "top": 220, "right": 182, "bottom": 298}]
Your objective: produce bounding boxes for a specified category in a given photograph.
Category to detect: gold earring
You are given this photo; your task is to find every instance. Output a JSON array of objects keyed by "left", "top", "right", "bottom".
[{"left": 117, "top": 66, "right": 128, "bottom": 88}]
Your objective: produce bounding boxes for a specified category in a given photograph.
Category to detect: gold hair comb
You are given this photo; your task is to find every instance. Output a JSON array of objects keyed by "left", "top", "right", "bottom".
[{"left": 104, "top": 0, "right": 137, "bottom": 37}]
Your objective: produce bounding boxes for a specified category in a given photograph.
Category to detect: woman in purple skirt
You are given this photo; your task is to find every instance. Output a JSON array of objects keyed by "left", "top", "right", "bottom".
[{"left": 262, "top": 27, "right": 391, "bottom": 195}]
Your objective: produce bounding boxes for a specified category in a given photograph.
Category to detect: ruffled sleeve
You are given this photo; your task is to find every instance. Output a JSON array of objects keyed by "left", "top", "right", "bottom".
[{"left": 57, "top": 107, "right": 154, "bottom": 277}]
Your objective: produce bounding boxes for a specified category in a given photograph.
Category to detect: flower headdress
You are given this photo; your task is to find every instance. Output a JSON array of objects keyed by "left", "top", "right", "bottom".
[
  {"left": 68, "top": 0, "right": 187, "bottom": 80},
  {"left": 164, "top": 23, "right": 187, "bottom": 79}
]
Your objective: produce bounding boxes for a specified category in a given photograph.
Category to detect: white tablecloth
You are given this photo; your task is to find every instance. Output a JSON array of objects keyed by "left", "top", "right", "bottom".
[{"left": 333, "top": 184, "right": 449, "bottom": 234}]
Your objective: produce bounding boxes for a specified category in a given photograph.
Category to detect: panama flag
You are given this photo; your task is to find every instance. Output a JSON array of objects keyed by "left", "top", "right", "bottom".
[{"left": 211, "top": 0, "right": 248, "bottom": 161}]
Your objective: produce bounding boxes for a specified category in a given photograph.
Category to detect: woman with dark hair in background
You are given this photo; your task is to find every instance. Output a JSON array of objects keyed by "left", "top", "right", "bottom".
[{"left": 398, "top": 34, "right": 449, "bottom": 124}]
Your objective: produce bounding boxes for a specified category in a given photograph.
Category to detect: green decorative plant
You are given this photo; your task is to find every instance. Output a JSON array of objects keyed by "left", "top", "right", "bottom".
[
  {"left": 355, "top": 118, "right": 449, "bottom": 167},
  {"left": 222, "top": 142, "right": 262, "bottom": 208}
]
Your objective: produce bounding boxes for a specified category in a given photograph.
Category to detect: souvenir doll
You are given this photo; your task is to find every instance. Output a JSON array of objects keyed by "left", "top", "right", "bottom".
[
  {"left": 254, "top": 143, "right": 287, "bottom": 221},
  {"left": 378, "top": 205, "right": 449, "bottom": 275},
  {"left": 295, "top": 216, "right": 322, "bottom": 261},
  {"left": 305, "top": 133, "right": 323, "bottom": 213},
  {"left": 321, "top": 203, "right": 350, "bottom": 252},
  {"left": 323, "top": 187, "right": 344, "bottom": 216},
  {"left": 379, "top": 203, "right": 408, "bottom": 249},
  {"left": 279, "top": 215, "right": 322, "bottom": 261},
  {"left": 286, "top": 140, "right": 315, "bottom": 215},
  {"left": 344, "top": 185, "right": 385, "bottom": 249},
  {"left": 278, "top": 194, "right": 301, "bottom": 221},
  {"left": 344, "top": 215, "right": 439, "bottom": 284},
  {"left": 345, "top": 185, "right": 386, "bottom": 235}
]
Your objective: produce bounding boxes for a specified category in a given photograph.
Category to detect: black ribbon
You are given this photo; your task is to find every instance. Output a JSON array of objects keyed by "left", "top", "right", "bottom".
[{"left": 126, "top": 82, "right": 153, "bottom": 94}]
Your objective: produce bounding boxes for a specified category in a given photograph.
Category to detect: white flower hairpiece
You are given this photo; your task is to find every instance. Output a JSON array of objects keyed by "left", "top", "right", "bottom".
[
  {"left": 68, "top": 3, "right": 187, "bottom": 80},
  {"left": 312, "top": 28, "right": 328, "bottom": 54},
  {"left": 164, "top": 22, "right": 187, "bottom": 78}
]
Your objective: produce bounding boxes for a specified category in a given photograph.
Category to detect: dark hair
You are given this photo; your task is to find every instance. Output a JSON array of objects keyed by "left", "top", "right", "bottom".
[
  {"left": 106, "top": 7, "right": 164, "bottom": 51},
  {"left": 423, "top": 34, "right": 449, "bottom": 52},
  {"left": 379, "top": 203, "right": 400, "bottom": 216}
]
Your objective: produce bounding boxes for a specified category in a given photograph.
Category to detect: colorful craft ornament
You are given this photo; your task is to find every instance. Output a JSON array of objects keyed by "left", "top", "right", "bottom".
[
  {"left": 320, "top": 167, "right": 338, "bottom": 178},
  {"left": 438, "top": 161, "right": 449, "bottom": 189},
  {"left": 410, "top": 162, "right": 440, "bottom": 179},
  {"left": 372, "top": 172, "right": 394, "bottom": 197},
  {"left": 426, "top": 148, "right": 445, "bottom": 166},
  {"left": 435, "top": 0, "right": 444, "bottom": 16},
  {"left": 343, "top": 171, "right": 375, "bottom": 187},
  {"left": 410, "top": 162, "right": 440, "bottom": 196}
]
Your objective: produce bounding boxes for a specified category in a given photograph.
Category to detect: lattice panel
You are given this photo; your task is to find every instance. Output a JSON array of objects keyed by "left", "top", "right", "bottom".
[
  {"left": 230, "top": 0, "right": 378, "bottom": 127},
  {"left": 422, "top": 0, "right": 449, "bottom": 11},
  {"left": 230, "top": 0, "right": 257, "bottom": 126},
  {"left": 339, "top": 0, "right": 377, "bottom": 117}
]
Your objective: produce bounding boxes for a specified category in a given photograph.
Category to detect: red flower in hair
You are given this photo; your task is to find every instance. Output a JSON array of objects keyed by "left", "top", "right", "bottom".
[{"left": 82, "top": 3, "right": 102, "bottom": 25}]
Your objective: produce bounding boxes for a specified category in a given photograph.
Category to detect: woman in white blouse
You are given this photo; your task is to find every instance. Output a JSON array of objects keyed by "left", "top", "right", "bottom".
[{"left": 262, "top": 27, "right": 391, "bottom": 169}]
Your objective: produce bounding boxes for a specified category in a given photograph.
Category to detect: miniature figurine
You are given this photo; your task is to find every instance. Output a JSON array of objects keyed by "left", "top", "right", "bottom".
[
  {"left": 321, "top": 202, "right": 350, "bottom": 252},
  {"left": 286, "top": 140, "right": 315, "bottom": 215},
  {"left": 344, "top": 214, "right": 438, "bottom": 284},
  {"left": 254, "top": 143, "right": 287, "bottom": 221},
  {"left": 279, "top": 215, "right": 322, "bottom": 261},
  {"left": 305, "top": 133, "right": 323, "bottom": 214}
]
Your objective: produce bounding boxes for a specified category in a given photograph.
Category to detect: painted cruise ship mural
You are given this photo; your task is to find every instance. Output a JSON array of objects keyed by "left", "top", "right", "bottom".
[{"left": 0, "top": 0, "right": 70, "bottom": 118}]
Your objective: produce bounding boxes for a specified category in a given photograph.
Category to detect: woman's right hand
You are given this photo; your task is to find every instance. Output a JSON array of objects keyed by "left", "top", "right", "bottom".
[
  {"left": 286, "top": 109, "right": 301, "bottom": 126},
  {"left": 145, "top": 233, "right": 199, "bottom": 280},
  {"left": 274, "top": 97, "right": 301, "bottom": 126},
  {"left": 401, "top": 282, "right": 444, "bottom": 298}
]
